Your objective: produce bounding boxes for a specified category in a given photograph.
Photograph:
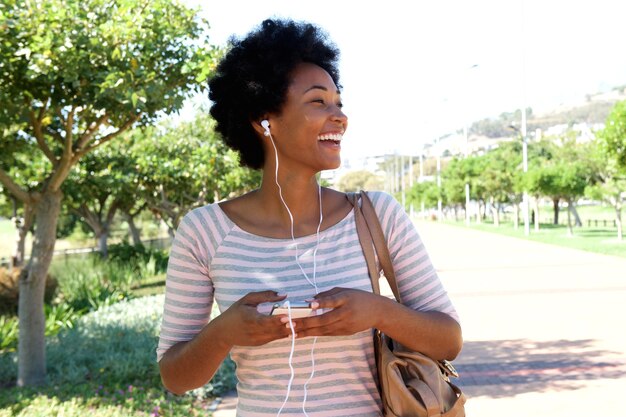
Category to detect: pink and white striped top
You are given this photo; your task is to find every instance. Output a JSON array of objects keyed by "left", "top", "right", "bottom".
[{"left": 157, "top": 191, "right": 458, "bottom": 416}]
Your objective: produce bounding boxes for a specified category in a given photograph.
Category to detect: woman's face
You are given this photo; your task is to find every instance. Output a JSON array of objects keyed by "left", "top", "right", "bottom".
[{"left": 265, "top": 62, "right": 348, "bottom": 174}]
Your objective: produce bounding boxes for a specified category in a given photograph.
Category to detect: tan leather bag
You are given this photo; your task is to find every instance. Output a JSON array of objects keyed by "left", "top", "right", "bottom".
[{"left": 348, "top": 192, "right": 466, "bottom": 417}]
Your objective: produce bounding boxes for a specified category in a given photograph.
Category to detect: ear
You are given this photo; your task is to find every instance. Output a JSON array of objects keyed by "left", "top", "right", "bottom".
[{"left": 251, "top": 118, "right": 270, "bottom": 138}]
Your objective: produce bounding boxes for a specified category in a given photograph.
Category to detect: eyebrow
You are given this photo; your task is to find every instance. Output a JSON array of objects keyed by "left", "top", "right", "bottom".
[{"left": 304, "top": 85, "right": 341, "bottom": 94}]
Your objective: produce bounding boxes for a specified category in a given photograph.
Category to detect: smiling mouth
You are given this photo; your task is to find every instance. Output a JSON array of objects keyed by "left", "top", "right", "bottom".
[{"left": 318, "top": 133, "right": 343, "bottom": 144}]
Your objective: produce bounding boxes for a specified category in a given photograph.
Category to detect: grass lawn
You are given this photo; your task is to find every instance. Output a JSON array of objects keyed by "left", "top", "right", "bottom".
[
  {"left": 438, "top": 203, "right": 625, "bottom": 258},
  {"left": 445, "top": 220, "right": 626, "bottom": 259}
]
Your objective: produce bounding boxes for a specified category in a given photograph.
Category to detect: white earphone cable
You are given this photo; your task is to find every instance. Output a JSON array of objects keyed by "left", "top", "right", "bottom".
[
  {"left": 276, "top": 301, "right": 297, "bottom": 416},
  {"left": 267, "top": 128, "right": 322, "bottom": 417}
]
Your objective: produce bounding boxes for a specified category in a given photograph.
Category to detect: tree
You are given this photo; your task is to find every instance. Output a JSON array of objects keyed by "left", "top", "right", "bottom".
[
  {"left": 554, "top": 136, "right": 597, "bottom": 232},
  {"left": 0, "top": 0, "right": 215, "bottom": 386},
  {"left": 481, "top": 142, "right": 522, "bottom": 227},
  {"left": 407, "top": 180, "right": 441, "bottom": 214},
  {"left": 132, "top": 113, "right": 261, "bottom": 235},
  {"left": 63, "top": 141, "right": 138, "bottom": 257},
  {"left": 525, "top": 135, "right": 595, "bottom": 234},
  {"left": 440, "top": 157, "right": 469, "bottom": 221},
  {"left": 601, "top": 100, "right": 626, "bottom": 169},
  {"left": 589, "top": 109, "right": 626, "bottom": 241},
  {"left": 523, "top": 139, "right": 557, "bottom": 229},
  {"left": 466, "top": 156, "right": 488, "bottom": 223},
  {"left": 335, "top": 170, "right": 384, "bottom": 192}
]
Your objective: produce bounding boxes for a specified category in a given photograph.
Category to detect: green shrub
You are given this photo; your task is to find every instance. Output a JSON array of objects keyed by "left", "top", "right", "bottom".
[
  {"left": 0, "top": 304, "right": 80, "bottom": 355},
  {"left": 0, "top": 380, "right": 200, "bottom": 417},
  {"left": 0, "top": 316, "right": 18, "bottom": 352},
  {"left": 107, "top": 242, "right": 169, "bottom": 274},
  {"left": 0, "top": 295, "right": 237, "bottom": 415},
  {"left": 44, "top": 303, "right": 79, "bottom": 336},
  {"left": 107, "top": 241, "right": 148, "bottom": 265},
  {"left": 50, "top": 257, "right": 135, "bottom": 312},
  {"left": 44, "top": 295, "right": 164, "bottom": 386},
  {"left": 0, "top": 295, "right": 236, "bottom": 393}
]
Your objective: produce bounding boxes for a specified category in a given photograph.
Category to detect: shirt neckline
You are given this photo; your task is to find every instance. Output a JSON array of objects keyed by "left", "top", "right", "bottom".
[{"left": 215, "top": 202, "right": 355, "bottom": 243}]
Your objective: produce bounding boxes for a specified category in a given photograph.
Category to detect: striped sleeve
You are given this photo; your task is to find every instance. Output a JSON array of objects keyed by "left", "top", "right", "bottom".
[
  {"left": 368, "top": 191, "right": 459, "bottom": 323},
  {"left": 156, "top": 205, "right": 227, "bottom": 362}
]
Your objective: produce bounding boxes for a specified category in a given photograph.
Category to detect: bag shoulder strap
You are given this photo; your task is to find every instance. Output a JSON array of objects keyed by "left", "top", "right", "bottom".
[
  {"left": 347, "top": 192, "right": 381, "bottom": 296},
  {"left": 347, "top": 191, "right": 401, "bottom": 303}
]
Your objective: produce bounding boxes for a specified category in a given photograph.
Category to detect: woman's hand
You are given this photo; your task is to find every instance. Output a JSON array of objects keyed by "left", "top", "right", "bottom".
[
  {"left": 291, "top": 287, "right": 388, "bottom": 338},
  {"left": 218, "top": 291, "right": 292, "bottom": 347}
]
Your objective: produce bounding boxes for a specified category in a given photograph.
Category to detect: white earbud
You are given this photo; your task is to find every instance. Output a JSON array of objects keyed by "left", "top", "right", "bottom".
[{"left": 261, "top": 119, "right": 271, "bottom": 136}]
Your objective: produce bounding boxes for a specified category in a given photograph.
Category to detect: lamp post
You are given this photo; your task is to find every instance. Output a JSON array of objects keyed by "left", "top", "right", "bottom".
[
  {"left": 521, "top": 110, "right": 530, "bottom": 236},
  {"left": 520, "top": 0, "right": 530, "bottom": 236},
  {"left": 436, "top": 137, "right": 442, "bottom": 221},
  {"left": 463, "top": 64, "right": 479, "bottom": 226},
  {"left": 509, "top": 123, "right": 530, "bottom": 235}
]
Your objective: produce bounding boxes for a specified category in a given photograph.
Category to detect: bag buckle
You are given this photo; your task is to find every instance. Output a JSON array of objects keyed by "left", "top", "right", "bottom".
[{"left": 440, "top": 360, "right": 459, "bottom": 378}]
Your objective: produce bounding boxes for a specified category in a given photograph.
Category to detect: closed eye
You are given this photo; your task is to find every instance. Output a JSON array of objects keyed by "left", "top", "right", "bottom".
[{"left": 311, "top": 99, "right": 343, "bottom": 108}]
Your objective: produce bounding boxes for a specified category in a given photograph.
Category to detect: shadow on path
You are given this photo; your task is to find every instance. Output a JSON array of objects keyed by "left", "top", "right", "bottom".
[{"left": 454, "top": 339, "right": 626, "bottom": 398}]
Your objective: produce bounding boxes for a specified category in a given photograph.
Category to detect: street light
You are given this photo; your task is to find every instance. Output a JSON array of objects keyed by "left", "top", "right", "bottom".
[
  {"left": 509, "top": 123, "right": 530, "bottom": 236},
  {"left": 436, "top": 137, "right": 442, "bottom": 221},
  {"left": 463, "top": 64, "right": 479, "bottom": 226}
]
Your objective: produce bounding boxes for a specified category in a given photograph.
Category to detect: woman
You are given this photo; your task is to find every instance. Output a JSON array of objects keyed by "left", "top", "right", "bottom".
[{"left": 157, "top": 18, "right": 462, "bottom": 416}]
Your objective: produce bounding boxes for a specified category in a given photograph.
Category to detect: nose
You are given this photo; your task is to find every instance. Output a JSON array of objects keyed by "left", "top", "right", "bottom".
[{"left": 331, "top": 106, "right": 348, "bottom": 128}]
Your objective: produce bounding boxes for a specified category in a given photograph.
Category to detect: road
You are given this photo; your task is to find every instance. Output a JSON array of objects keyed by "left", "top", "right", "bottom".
[{"left": 416, "top": 220, "right": 626, "bottom": 417}]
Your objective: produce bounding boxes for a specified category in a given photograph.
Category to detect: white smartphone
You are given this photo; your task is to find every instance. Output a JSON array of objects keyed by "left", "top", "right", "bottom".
[{"left": 270, "top": 301, "right": 314, "bottom": 318}]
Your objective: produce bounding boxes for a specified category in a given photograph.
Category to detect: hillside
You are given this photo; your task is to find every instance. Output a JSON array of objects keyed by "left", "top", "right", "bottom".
[{"left": 469, "top": 86, "right": 626, "bottom": 138}]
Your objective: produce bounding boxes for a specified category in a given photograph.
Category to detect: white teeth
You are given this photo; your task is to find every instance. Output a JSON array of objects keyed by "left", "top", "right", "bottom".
[{"left": 318, "top": 133, "right": 343, "bottom": 141}]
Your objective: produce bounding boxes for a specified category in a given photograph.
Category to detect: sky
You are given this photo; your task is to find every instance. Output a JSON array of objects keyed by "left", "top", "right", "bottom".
[{"left": 186, "top": 0, "right": 626, "bottom": 160}]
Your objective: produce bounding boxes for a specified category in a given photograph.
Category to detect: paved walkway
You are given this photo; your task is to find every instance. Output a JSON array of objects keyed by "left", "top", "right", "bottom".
[{"left": 214, "top": 220, "right": 626, "bottom": 416}]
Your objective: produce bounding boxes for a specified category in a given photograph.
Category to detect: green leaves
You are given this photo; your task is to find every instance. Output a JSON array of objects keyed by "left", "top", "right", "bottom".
[
  {"left": 128, "top": 112, "right": 260, "bottom": 229},
  {"left": 599, "top": 100, "right": 626, "bottom": 170},
  {"left": 0, "top": 0, "right": 214, "bottom": 143}
]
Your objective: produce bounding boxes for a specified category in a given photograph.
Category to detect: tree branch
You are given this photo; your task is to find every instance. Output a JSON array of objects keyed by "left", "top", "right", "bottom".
[
  {"left": 74, "top": 205, "right": 101, "bottom": 234},
  {"left": 64, "top": 105, "right": 75, "bottom": 158},
  {"left": 129, "top": 202, "right": 147, "bottom": 217},
  {"left": 74, "top": 112, "right": 141, "bottom": 161},
  {"left": 28, "top": 105, "right": 57, "bottom": 165},
  {"left": 0, "top": 168, "right": 35, "bottom": 205},
  {"left": 76, "top": 113, "right": 108, "bottom": 151},
  {"left": 105, "top": 199, "right": 120, "bottom": 226},
  {"left": 46, "top": 156, "right": 75, "bottom": 192},
  {"left": 45, "top": 126, "right": 65, "bottom": 146}
]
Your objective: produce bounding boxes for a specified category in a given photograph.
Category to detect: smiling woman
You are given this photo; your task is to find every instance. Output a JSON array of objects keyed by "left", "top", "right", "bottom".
[{"left": 156, "top": 18, "right": 462, "bottom": 417}]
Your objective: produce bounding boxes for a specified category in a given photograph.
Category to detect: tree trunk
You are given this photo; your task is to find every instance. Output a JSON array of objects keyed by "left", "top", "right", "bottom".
[
  {"left": 513, "top": 200, "right": 519, "bottom": 229},
  {"left": 492, "top": 203, "right": 500, "bottom": 227},
  {"left": 77, "top": 202, "right": 118, "bottom": 259},
  {"left": 568, "top": 202, "right": 582, "bottom": 227},
  {"left": 18, "top": 190, "right": 62, "bottom": 387},
  {"left": 566, "top": 199, "right": 574, "bottom": 236},
  {"left": 96, "top": 230, "right": 109, "bottom": 258},
  {"left": 553, "top": 198, "right": 560, "bottom": 225},
  {"left": 616, "top": 204, "right": 623, "bottom": 242},
  {"left": 533, "top": 197, "right": 540, "bottom": 231},
  {"left": 475, "top": 202, "right": 482, "bottom": 224},
  {"left": 123, "top": 211, "right": 142, "bottom": 246}
]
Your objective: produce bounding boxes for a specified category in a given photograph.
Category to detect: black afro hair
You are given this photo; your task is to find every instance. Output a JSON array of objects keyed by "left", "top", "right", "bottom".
[{"left": 208, "top": 18, "right": 341, "bottom": 169}]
